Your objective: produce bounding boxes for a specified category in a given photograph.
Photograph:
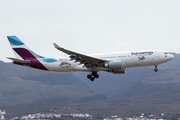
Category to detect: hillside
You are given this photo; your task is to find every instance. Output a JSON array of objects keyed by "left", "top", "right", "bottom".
[
  {"left": 0, "top": 61, "right": 107, "bottom": 107},
  {"left": 56, "top": 90, "right": 180, "bottom": 117}
]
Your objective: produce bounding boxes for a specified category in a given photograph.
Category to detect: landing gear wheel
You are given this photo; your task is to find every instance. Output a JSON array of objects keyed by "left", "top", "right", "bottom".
[
  {"left": 154, "top": 68, "right": 158, "bottom": 72},
  {"left": 87, "top": 74, "right": 94, "bottom": 81},
  {"left": 154, "top": 65, "right": 158, "bottom": 72},
  {"left": 90, "top": 77, "right": 94, "bottom": 81},
  {"left": 92, "top": 72, "right": 99, "bottom": 78},
  {"left": 94, "top": 74, "right": 99, "bottom": 78},
  {"left": 87, "top": 72, "right": 99, "bottom": 81},
  {"left": 87, "top": 74, "right": 91, "bottom": 79}
]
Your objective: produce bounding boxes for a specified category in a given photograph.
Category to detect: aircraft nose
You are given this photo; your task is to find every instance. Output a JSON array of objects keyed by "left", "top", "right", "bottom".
[{"left": 169, "top": 54, "right": 174, "bottom": 60}]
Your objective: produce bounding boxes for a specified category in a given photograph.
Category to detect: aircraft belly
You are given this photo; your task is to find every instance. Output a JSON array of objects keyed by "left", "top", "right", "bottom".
[
  {"left": 73, "top": 65, "right": 109, "bottom": 71},
  {"left": 73, "top": 65, "right": 89, "bottom": 71}
]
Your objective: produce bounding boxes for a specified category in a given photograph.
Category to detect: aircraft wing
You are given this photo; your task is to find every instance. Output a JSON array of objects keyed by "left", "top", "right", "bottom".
[{"left": 53, "top": 43, "right": 107, "bottom": 68}]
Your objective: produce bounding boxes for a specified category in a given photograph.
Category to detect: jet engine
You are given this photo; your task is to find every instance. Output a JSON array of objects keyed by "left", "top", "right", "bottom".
[
  {"left": 104, "top": 61, "right": 122, "bottom": 69},
  {"left": 104, "top": 61, "right": 126, "bottom": 74}
]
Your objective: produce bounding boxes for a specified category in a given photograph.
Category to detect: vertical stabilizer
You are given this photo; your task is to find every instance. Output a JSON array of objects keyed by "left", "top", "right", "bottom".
[{"left": 7, "top": 36, "right": 44, "bottom": 60}]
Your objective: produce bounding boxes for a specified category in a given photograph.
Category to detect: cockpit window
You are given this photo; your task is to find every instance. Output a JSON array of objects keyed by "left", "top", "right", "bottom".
[{"left": 164, "top": 52, "right": 169, "bottom": 54}]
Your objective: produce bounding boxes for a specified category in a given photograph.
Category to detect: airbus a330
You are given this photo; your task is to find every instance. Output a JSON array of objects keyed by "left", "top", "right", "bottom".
[{"left": 7, "top": 36, "right": 174, "bottom": 81}]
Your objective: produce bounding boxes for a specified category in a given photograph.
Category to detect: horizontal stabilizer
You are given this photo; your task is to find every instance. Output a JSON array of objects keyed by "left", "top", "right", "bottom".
[{"left": 7, "top": 57, "right": 30, "bottom": 65}]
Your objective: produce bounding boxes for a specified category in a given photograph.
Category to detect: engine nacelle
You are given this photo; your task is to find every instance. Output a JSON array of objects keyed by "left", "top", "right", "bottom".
[
  {"left": 104, "top": 61, "right": 122, "bottom": 69},
  {"left": 112, "top": 69, "right": 126, "bottom": 74}
]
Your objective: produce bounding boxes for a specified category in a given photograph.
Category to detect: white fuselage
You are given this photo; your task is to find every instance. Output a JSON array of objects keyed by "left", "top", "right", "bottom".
[
  {"left": 41, "top": 50, "right": 174, "bottom": 72},
  {"left": 7, "top": 35, "right": 175, "bottom": 81}
]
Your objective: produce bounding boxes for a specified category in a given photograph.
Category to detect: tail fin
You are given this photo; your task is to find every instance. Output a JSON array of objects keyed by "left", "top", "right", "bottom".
[{"left": 7, "top": 36, "right": 44, "bottom": 60}]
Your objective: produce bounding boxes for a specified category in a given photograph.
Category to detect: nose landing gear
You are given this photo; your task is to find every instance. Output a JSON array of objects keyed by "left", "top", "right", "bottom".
[
  {"left": 154, "top": 65, "right": 158, "bottom": 72},
  {"left": 87, "top": 72, "right": 99, "bottom": 81}
]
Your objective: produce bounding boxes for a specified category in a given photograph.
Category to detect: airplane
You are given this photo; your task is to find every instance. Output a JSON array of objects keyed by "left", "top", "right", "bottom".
[{"left": 6, "top": 36, "right": 174, "bottom": 81}]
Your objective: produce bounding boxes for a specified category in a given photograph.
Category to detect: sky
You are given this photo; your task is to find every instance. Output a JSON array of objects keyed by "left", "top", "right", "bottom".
[{"left": 1, "top": 0, "right": 180, "bottom": 62}]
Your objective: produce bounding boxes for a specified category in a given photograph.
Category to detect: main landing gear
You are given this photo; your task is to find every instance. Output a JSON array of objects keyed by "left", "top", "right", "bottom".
[
  {"left": 154, "top": 65, "right": 158, "bottom": 72},
  {"left": 87, "top": 72, "right": 99, "bottom": 81}
]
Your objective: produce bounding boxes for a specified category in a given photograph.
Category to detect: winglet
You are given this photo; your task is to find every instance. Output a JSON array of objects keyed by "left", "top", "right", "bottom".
[
  {"left": 53, "top": 43, "right": 71, "bottom": 55},
  {"left": 53, "top": 43, "right": 63, "bottom": 50}
]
